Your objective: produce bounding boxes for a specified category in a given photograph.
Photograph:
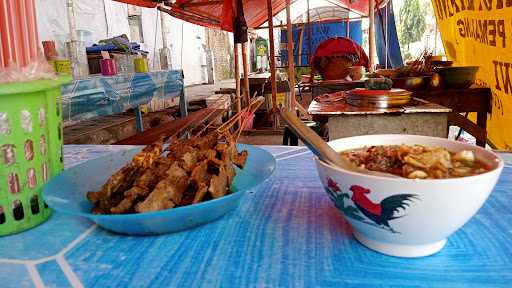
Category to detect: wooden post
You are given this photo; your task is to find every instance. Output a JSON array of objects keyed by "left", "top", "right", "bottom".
[
  {"left": 241, "top": 42, "right": 250, "bottom": 106},
  {"left": 285, "top": 0, "right": 309, "bottom": 117},
  {"left": 266, "top": 0, "right": 278, "bottom": 129},
  {"left": 234, "top": 42, "right": 242, "bottom": 128},
  {"left": 306, "top": 0, "right": 312, "bottom": 63},
  {"left": 368, "top": 0, "right": 376, "bottom": 72},
  {"left": 285, "top": 0, "right": 295, "bottom": 110}
]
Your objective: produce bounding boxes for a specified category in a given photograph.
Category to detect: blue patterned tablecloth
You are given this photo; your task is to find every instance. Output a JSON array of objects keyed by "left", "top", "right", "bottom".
[
  {"left": 61, "top": 70, "right": 185, "bottom": 124},
  {"left": 0, "top": 145, "right": 511, "bottom": 287}
]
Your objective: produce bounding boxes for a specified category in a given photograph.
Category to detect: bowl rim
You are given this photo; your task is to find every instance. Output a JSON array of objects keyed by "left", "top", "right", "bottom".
[
  {"left": 317, "top": 134, "right": 504, "bottom": 183},
  {"left": 434, "top": 66, "right": 480, "bottom": 71},
  {"left": 390, "top": 75, "right": 433, "bottom": 79},
  {"left": 43, "top": 144, "right": 276, "bottom": 221},
  {"left": 390, "top": 75, "right": 433, "bottom": 80}
]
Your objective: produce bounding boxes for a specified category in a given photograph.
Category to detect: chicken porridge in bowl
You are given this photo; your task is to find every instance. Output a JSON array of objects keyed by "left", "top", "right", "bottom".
[{"left": 315, "top": 134, "right": 503, "bottom": 258}]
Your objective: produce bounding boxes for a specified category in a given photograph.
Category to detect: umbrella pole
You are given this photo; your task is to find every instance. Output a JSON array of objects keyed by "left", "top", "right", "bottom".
[
  {"left": 241, "top": 42, "right": 250, "bottom": 106},
  {"left": 266, "top": 0, "right": 278, "bottom": 129},
  {"left": 234, "top": 42, "right": 242, "bottom": 128},
  {"left": 369, "top": 0, "right": 376, "bottom": 72}
]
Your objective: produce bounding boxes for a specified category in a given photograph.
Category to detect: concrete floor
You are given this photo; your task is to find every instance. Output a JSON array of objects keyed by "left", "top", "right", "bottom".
[
  {"left": 238, "top": 134, "right": 284, "bottom": 145},
  {"left": 185, "top": 79, "right": 235, "bottom": 102}
]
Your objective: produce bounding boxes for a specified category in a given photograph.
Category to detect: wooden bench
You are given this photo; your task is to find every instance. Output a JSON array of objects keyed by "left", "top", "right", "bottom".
[
  {"left": 114, "top": 108, "right": 225, "bottom": 145},
  {"left": 413, "top": 88, "right": 492, "bottom": 147}
]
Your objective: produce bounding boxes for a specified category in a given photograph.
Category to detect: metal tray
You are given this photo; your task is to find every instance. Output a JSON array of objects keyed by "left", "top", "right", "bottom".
[{"left": 346, "top": 89, "right": 413, "bottom": 108}]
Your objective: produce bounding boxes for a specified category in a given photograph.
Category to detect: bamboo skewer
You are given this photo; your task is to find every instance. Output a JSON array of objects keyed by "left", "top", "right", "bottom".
[
  {"left": 234, "top": 96, "right": 264, "bottom": 140},
  {"left": 192, "top": 95, "right": 231, "bottom": 137},
  {"left": 191, "top": 96, "right": 265, "bottom": 142},
  {"left": 217, "top": 96, "right": 264, "bottom": 135},
  {"left": 180, "top": 95, "right": 264, "bottom": 143}
]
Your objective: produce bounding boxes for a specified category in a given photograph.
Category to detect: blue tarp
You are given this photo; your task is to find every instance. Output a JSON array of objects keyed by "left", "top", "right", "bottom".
[
  {"left": 375, "top": 1, "right": 403, "bottom": 68},
  {"left": 280, "top": 21, "right": 363, "bottom": 66},
  {"left": 61, "top": 70, "right": 184, "bottom": 123}
]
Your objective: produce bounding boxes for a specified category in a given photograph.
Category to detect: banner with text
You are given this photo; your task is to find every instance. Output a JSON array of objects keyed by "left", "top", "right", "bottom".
[{"left": 432, "top": 0, "right": 512, "bottom": 149}]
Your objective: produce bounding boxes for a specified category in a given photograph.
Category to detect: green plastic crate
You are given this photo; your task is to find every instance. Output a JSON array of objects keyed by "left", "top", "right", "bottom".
[{"left": 0, "top": 77, "right": 70, "bottom": 236}]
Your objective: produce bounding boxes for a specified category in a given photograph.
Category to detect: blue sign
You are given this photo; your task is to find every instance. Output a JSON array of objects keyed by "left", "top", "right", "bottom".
[{"left": 280, "top": 21, "right": 363, "bottom": 66}]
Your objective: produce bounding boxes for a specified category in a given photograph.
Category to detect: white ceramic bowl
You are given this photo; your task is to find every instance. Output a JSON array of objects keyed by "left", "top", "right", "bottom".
[{"left": 315, "top": 134, "right": 504, "bottom": 258}]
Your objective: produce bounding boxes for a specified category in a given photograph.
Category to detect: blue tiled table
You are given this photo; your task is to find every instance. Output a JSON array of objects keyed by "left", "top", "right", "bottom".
[
  {"left": 0, "top": 145, "right": 511, "bottom": 287},
  {"left": 61, "top": 70, "right": 187, "bottom": 131}
]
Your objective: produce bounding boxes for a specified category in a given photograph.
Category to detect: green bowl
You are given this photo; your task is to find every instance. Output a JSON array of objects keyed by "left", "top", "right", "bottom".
[{"left": 434, "top": 66, "right": 479, "bottom": 89}]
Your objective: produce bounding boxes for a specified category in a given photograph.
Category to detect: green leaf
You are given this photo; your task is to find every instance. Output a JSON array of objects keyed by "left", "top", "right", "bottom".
[
  {"left": 344, "top": 206, "right": 365, "bottom": 221},
  {"left": 344, "top": 206, "right": 360, "bottom": 215}
]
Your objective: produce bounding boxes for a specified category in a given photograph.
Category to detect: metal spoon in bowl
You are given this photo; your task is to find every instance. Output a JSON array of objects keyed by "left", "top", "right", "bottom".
[{"left": 280, "top": 109, "right": 399, "bottom": 178}]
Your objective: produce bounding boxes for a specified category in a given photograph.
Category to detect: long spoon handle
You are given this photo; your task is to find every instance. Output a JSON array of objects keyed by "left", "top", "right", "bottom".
[
  {"left": 281, "top": 109, "right": 399, "bottom": 178},
  {"left": 280, "top": 109, "right": 349, "bottom": 168}
]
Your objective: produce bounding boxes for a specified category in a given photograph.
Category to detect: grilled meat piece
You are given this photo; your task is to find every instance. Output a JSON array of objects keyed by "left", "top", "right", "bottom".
[
  {"left": 135, "top": 162, "right": 189, "bottom": 213},
  {"left": 87, "top": 143, "right": 162, "bottom": 205},
  {"left": 135, "top": 175, "right": 188, "bottom": 213},
  {"left": 208, "top": 165, "right": 229, "bottom": 199},
  {"left": 234, "top": 150, "right": 248, "bottom": 168},
  {"left": 192, "top": 182, "right": 209, "bottom": 204},
  {"left": 110, "top": 186, "right": 149, "bottom": 214}
]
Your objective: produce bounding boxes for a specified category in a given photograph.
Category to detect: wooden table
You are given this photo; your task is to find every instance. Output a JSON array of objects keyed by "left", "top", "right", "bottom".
[
  {"left": 309, "top": 98, "right": 452, "bottom": 140},
  {"left": 310, "top": 85, "right": 491, "bottom": 147},
  {"left": 413, "top": 88, "right": 492, "bottom": 147}
]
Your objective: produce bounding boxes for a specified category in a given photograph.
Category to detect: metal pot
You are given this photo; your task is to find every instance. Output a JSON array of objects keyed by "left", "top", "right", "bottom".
[
  {"left": 391, "top": 76, "right": 432, "bottom": 91},
  {"left": 434, "top": 66, "right": 479, "bottom": 89}
]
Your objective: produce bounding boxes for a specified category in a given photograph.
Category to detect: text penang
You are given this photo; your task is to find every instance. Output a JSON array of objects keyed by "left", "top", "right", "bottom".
[{"left": 457, "top": 18, "right": 506, "bottom": 48}]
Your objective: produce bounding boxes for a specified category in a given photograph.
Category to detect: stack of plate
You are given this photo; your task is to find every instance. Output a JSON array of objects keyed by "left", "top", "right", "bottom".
[{"left": 346, "top": 88, "right": 413, "bottom": 108}]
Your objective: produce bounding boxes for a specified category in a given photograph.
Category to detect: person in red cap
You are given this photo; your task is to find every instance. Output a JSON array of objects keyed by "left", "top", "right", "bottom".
[{"left": 311, "top": 37, "right": 369, "bottom": 81}]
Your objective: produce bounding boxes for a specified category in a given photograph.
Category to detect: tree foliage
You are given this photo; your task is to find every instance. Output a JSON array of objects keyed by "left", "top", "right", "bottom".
[{"left": 398, "top": 0, "right": 426, "bottom": 50}]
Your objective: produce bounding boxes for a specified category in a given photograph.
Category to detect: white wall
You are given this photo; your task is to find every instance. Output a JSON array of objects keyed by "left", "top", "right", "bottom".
[
  {"left": 36, "top": 0, "right": 131, "bottom": 52},
  {"left": 164, "top": 16, "right": 208, "bottom": 85},
  {"left": 35, "top": 0, "right": 207, "bottom": 86},
  {"left": 103, "top": 1, "right": 130, "bottom": 38}
]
